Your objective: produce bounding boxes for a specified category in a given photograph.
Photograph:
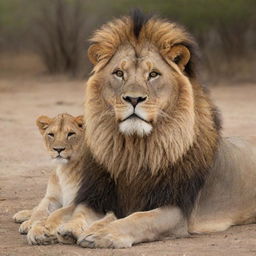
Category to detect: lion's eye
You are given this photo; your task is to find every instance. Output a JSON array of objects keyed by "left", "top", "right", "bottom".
[
  {"left": 48, "top": 133, "right": 54, "bottom": 138},
  {"left": 113, "top": 69, "right": 124, "bottom": 78},
  {"left": 148, "top": 71, "right": 160, "bottom": 80},
  {"left": 67, "top": 132, "right": 76, "bottom": 138}
]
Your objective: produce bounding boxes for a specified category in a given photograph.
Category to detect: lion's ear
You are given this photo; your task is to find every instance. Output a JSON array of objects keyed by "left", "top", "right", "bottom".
[
  {"left": 88, "top": 44, "right": 101, "bottom": 65},
  {"left": 88, "top": 43, "right": 113, "bottom": 66},
  {"left": 36, "top": 116, "right": 52, "bottom": 135},
  {"left": 167, "top": 45, "right": 190, "bottom": 72},
  {"left": 75, "top": 115, "right": 84, "bottom": 129}
]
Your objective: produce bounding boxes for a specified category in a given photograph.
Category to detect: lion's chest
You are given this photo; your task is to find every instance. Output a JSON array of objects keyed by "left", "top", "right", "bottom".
[
  {"left": 56, "top": 167, "right": 79, "bottom": 207},
  {"left": 75, "top": 150, "right": 205, "bottom": 218},
  {"left": 114, "top": 170, "right": 175, "bottom": 217}
]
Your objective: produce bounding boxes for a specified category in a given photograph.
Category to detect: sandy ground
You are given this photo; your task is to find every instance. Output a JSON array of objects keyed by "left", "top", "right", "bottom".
[{"left": 0, "top": 76, "right": 256, "bottom": 256}]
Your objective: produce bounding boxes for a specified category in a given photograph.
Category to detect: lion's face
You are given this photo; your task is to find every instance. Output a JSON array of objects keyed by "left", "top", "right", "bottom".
[
  {"left": 36, "top": 114, "right": 84, "bottom": 164},
  {"left": 83, "top": 15, "right": 220, "bottom": 177},
  {"left": 93, "top": 44, "right": 181, "bottom": 137}
]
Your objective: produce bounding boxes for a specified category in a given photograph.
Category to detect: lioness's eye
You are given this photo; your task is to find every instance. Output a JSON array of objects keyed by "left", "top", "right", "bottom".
[
  {"left": 67, "top": 132, "right": 76, "bottom": 138},
  {"left": 148, "top": 71, "right": 160, "bottom": 80},
  {"left": 48, "top": 133, "right": 54, "bottom": 138},
  {"left": 113, "top": 69, "right": 124, "bottom": 78}
]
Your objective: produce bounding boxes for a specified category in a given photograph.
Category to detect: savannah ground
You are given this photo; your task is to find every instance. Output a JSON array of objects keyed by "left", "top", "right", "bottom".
[{"left": 0, "top": 62, "right": 256, "bottom": 255}]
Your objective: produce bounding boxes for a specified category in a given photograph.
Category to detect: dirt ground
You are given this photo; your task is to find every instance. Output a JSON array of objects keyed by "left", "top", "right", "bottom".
[{"left": 0, "top": 76, "right": 255, "bottom": 256}]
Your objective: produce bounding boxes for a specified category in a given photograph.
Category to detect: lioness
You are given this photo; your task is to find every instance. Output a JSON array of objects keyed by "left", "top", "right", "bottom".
[
  {"left": 13, "top": 113, "right": 94, "bottom": 245},
  {"left": 53, "top": 11, "right": 256, "bottom": 249}
]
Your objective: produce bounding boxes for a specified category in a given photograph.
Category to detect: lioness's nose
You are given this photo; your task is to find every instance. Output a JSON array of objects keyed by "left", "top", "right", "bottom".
[
  {"left": 122, "top": 96, "right": 147, "bottom": 107},
  {"left": 53, "top": 147, "right": 65, "bottom": 153}
]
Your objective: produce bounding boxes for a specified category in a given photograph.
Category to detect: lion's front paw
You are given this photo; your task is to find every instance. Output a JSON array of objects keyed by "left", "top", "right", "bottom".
[
  {"left": 13, "top": 210, "right": 32, "bottom": 223},
  {"left": 19, "top": 220, "right": 32, "bottom": 234},
  {"left": 77, "top": 228, "right": 133, "bottom": 249},
  {"left": 56, "top": 222, "right": 85, "bottom": 244},
  {"left": 27, "top": 224, "right": 57, "bottom": 245}
]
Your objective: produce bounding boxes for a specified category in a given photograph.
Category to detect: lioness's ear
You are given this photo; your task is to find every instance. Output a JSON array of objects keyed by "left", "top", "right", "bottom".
[
  {"left": 168, "top": 45, "right": 190, "bottom": 72},
  {"left": 36, "top": 116, "right": 52, "bottom": 135},
  {"left": 88, "top": 44, "right": 101, "bottom": 65},
  {"left": 75, "top": 115, "right": 84, "bottom": 129}
]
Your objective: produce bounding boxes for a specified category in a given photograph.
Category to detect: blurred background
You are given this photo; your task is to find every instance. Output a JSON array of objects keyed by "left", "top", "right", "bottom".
[{"left": 0, "top": 0, "right": 256, "bottom": 82}]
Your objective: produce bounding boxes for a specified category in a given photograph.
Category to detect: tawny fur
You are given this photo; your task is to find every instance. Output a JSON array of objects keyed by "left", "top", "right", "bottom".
[
  {"left": 85, "top": 16, "right": 220, "bottom": 180},
  {"left": 13, "top": 113, "right": 91, "bottom": 245},
  {"left": 71, "top": 13, "right": 256, "bottom": 249}
]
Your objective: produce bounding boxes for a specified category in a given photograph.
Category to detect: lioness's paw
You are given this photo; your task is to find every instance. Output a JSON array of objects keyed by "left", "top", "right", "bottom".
[
  {"left": 19, "top": 220, "right": 32, "bottom": 234},
  {"left": 77, "top": 228, "right": 133, "bottom": 249},
  {"left": 56, "top": 222, "right": 84, "bottom": 244},
  {"left": 27, "top": 224, "right": 57, "bottom": 245},
  {"left": 13, "top": 210, "right": 32, "bottom": 223}
]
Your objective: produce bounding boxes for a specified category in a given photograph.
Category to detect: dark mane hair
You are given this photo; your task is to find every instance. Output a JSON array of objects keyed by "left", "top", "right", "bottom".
[{"left": 130, "top": 9, "right": 151, "bottom": 38}]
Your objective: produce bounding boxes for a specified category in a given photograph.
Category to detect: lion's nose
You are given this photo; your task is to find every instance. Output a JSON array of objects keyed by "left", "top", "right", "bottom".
[
  {"left": 122, "top": 96, "right": 147, "bottom": 107},
  {"left": 53, "top": 147, "right": 65, "bottom": 153}
]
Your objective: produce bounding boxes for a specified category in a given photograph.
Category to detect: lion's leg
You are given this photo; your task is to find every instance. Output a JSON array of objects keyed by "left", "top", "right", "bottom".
[
  {"left": 81, "top": 212, "right": 117, "bottom": 233},
  {"left": 57, "top": 204, "right": 103, "bottom": 244},
  {"left": 78, "top": 206, "right": 186, "bottom": 249},
  {"left": 188, "top": 219, "right": 233, "bottom": 234},
  {"left": 18, "top": 173, "right": 61, "bottom": 235},
  {"left": 13, "top": 209, "right": 33, "bottom": 223},
  {"left": 27, "top": 205, "right": 75, "bottom": 245},
  {"left": 189, "top": 210, "right": 256, "bottom": 234},
  {"left": 75, "top": 211, "right": 117, "bottom": 244},
  {"left": 18, "top": 196, "right": 61, "bottom": 235}
]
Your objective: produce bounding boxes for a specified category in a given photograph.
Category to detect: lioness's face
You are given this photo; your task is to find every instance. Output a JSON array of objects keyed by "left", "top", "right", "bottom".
[
  {"left": 36, "top": 114, "right": 84, "bottom": 164},
  {"left": 94, "top": 44, "right": 179, "bottom": 136}
]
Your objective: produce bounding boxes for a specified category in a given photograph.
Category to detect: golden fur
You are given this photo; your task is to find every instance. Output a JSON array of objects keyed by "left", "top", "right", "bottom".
[
  {"left": 13, "top": 113, "right": 88, "bottom": 245},
  {"left": 67, "top": 12, "right": 256, "bottom": 249},
  {"left": 36, "top": 113, "right": 84, "bottom": 164},
  {"left": 85, "top": 16, "right": 219, "bottom": 180}
]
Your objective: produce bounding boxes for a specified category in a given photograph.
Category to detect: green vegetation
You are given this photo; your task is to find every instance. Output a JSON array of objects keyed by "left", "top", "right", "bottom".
[{"left": 0, "top": 0, "right": 255, "bottom": 80}]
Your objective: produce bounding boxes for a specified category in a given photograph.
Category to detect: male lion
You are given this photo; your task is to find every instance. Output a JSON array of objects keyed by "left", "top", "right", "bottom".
[
  {"left": 13, "top": 113, "right": 94, "bottom": 245},
  {"left": 42, "top": 11, "right": 256, "bottom": 248}
]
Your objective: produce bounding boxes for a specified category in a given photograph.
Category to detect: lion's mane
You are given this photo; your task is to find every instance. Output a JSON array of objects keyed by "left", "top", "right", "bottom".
[{"left": 75, "top": 11, "right": 221, "bottom": 218}]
